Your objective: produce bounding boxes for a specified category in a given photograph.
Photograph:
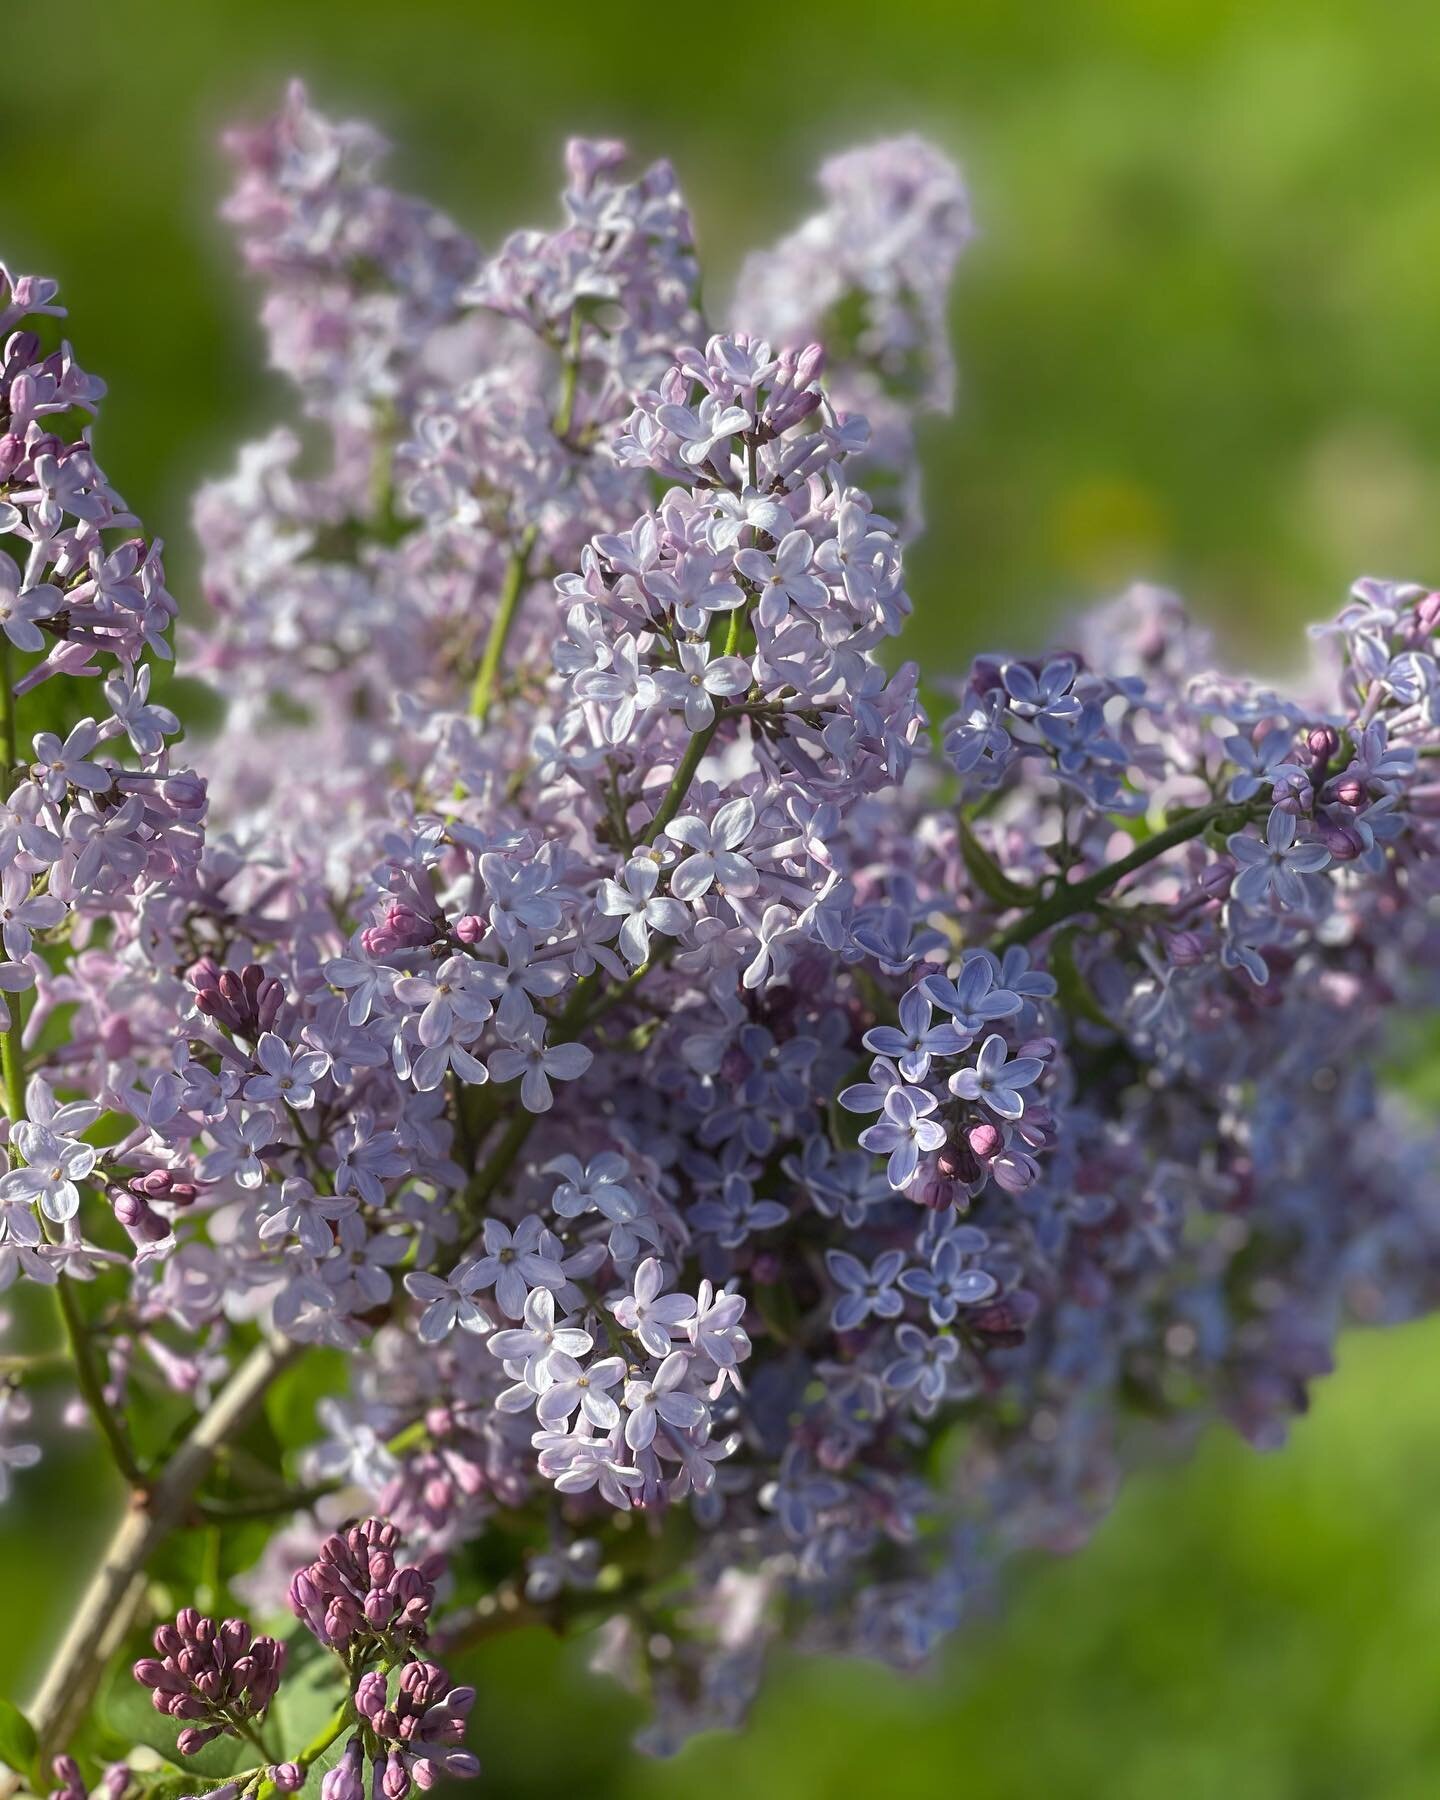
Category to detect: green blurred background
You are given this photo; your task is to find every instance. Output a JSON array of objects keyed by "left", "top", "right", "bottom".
[{"left": 6, "top": 0, "right": 1440, "bottom": 1793}]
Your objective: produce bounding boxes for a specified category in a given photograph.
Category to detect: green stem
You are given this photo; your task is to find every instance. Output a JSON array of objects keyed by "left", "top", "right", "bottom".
[
  {"left": 639, "top": 604, "right": 746, "bottom": 847},
  {"left": 53, "top": 1272, "right": 145, "bottom": 1486},
  {"left": 0, "top": 638, "right": 24, "bottom": 1129},
  {"left": 992, "top": 799, "right": 1245, "bottom": 950},
  {"left": 468, "top": 523, "right": 540, "bottom": 725},
  {"left": 298, "top": 1697, "right": 355, "bottom": 1771},
  {"left": 194, "top": 1480, "right": 339, "bottom": 1522},
  {"left": 552, "top": 306, "right": 584, "bottom": 443},
  {"left": 25, "top": 1336, "right": 298, "bottom": 1765}
]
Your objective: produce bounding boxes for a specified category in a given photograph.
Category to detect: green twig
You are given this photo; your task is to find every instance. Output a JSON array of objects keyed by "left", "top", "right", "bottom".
[{"left": 991, "top": 799, "right": 1247, "bottom": 950}]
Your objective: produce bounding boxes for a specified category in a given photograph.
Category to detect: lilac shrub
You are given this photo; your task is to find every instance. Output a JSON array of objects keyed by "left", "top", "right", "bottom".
[{"left": 0, "top": 80, "right": 1438, "bottom": 1795}]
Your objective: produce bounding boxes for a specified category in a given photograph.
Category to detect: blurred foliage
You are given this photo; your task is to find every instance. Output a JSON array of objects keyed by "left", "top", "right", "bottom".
[{"left": 4, "top": 0, "right": 1440, "bottom": 1793}]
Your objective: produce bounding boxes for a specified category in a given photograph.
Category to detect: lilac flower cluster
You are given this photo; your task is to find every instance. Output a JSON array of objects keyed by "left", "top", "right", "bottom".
[
  {"left": 288, "top": 1518, "right": 441, "bottom": 1653},
  {"left": 3, "top": 85, "right": 1439, "bottom": 1781},
  {"left": 132, "top": 1614, "right": 284, "bottom": 1757}
]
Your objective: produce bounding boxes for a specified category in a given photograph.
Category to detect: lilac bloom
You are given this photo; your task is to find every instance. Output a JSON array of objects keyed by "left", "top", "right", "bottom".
[
  {"left": 666, "top": 797, "right": 760, "bottom": 902},
  {"left": 103, "top": 666, "right": 179, "bottom": 757},
  {"left": 463, "top": 1216, "right": 565, "bottom": 1319},
  {"left": 0, "top": 552, "right": 59, "bottom": 653},
  {"left": 572, "top": 635, "right": 658, "bottom": 743},
  {"left": 647, "top": 552, "right": 744, "bottom": 634},
  {"left": 858, "top": 1086, "right": 947, "bottom": 1187},
  {"left": 654, "top": 393, "right": 750, "bottom": 468},
  {"left": 244, "top": 1033, "right": 330, "bottom": 1111},
  {"left": 612, "top": 1257, "right": 696, "bottom": 1357},
  {"left": 760, "top": 1446, "right": 849, "bottom": 1541},
  {"left": 734, "top": 528, "right": 829, "bottom": 629},
  {"left": 30, "top": 720, "right": 111, "bottom": 801},
  {"left": 1227, "top": 807, "right": 1332, "bottom": 909},
  {"left": 487, "top": 1286, "right": 593, "bottom": 1389},
  {"left": 884, "top": 1324, "right": 960, "bottom": 1406},
  {"left": 947, "top": 1033, "right": 1045, "bottom": 1120},
  {"left": 597, "top": 857, "right": 690, "bottom": 967},
  {"left": 198, "top": 1111, "right": 276, "bottom": 1190},
  {"left": 684, "top": 1278, "right": 748, "bottom": 1369},
  {"left": 862, "top": 984, "right": 970, "bottom": 1080},
  {"left": 0, "top": 1125, "right": 96, "bottom": 1223},
  {"left": 1223, "top": 725, "right": 1305, "bottom": 803},
  {"left": 659, "top": 637, "right": 752, "bottom": 732},
  {"left": 921, "top": 954, "right": 1023, "bottom": 1034},
  {"left": 534, "top": 1427, "right": 643, "bottom": 1508},
  {"left": 0, "top": 864, "right": 65, "bottom": 959},
  {"left": 1001, "top": 656, "right": 1081, "bottom": 721},
  {"left": 899, "top": 1235, "right": 998, "bottom": 1324},
  {"left": 623, "top": 1351, "right": 707, "bottom": 1450},
  {"left": 257, "top": 1177, "right": 357, "bottom": 1256},
  {"left": 534, "top": 1352, "right": 627, "bottom": 1429},
  {"left": 824, "top": 1247, "right": 907, "bottom": 1332},
  {"left": 487, "top": 1032, "right": 593, "bottom": 1113},
  {"left": 402, "top": 1262, "right": 492, "bottom": 1344},
  {"left": 545, "top": 1152, "right": 637, "bottom": 1223}
]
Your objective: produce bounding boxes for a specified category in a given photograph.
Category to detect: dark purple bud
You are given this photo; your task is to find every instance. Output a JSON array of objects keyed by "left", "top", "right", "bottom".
[
  {"left": 1271, "top": 769, "right": 1312, "bottom": 814},
  {"left": 1321, "top": 821, "right": 1366, "bottom": 862},
  {"left": 1167, "top": 930, "right": 1207, "bottom": 967}
]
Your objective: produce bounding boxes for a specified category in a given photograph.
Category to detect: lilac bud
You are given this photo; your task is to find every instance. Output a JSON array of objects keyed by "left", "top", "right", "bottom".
[
  {"left": 1321, "top": 820, "right": 1366, "bottom": 862},
  {"left": 112, "top": 1191, "right": 170, "bottom": 1244},
  {"left": 1331, "top": 775, "right": 1364, "bottom": 808},
  {"left": 1167, "top": 929, "right": 1207, "bottom": 966},
  {"left": 381, "top": 1750, "right": 410, "bottom": 1800},
  {"left": 1306, "top": 725, "right": 1339, "bottom": 765},
  {"left": 320, "top": 1741, "right": 365, "bottom": 1800},
  {"left": 453, "top": 913, "right": 485, "bottom": 946},
  {"left": 1271, "top": 769, "right": 1312, "bottom": 814},
  {"left": 968, "top": 1123, "right": 1003, "bottom": 1160},
  {"left": 272, "top": 1766, "right": 304, "bottom": 1793}
]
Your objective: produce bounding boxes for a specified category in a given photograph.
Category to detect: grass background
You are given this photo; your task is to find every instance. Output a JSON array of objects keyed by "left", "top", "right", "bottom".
[{"left": 4, "top": 0, "right": 1440, "bottom": 1792}]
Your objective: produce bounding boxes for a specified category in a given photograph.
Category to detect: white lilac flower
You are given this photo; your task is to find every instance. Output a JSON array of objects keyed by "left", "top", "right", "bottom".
[
  {"left": 612, "top": 1257, "right": 697, "bottom": 1357},
  {"left": 534, "top": 1352, "right": 627, "bottom": 1429},
  {"left": 0, "top": 1124, "right": 97, "bottom": 1223},
  {"left": 622, "top": 1350, "right": 708, "bottom": 1450},
  {"left": 486, "top": 1286, "right": 593, "bottom": 1390}
]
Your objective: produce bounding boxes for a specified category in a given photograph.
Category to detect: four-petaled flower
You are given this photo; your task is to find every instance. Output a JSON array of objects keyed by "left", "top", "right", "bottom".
[{"left": 948, "top": 1034, "right": 1045, "bottom": 1121}]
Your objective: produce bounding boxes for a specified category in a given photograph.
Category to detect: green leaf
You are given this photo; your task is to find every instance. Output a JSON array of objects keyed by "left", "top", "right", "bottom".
[
  {"left": 274, "top": 1650, "right": 348, "bottom": 1765},
  {"left": 264, "top": 1348, "right": 347, "bottom": 1454},
  {"left": 1050, "top": 927, "right": 1114, "bottom": 1030},
  {"left": 959, "top": 818, "right": 1033, "bottom": 908},
  {"left": 0, "top": 1696, "right": 39, "bottom": 1785},
  {"left": 101, "top": 1664, "right": 247, "bottom": 1780},
  {"left": 139, "top": 1775, "right": 239, "bottom": 1800}
]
